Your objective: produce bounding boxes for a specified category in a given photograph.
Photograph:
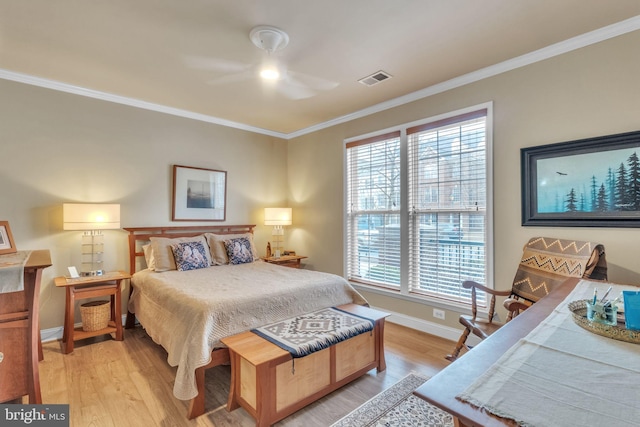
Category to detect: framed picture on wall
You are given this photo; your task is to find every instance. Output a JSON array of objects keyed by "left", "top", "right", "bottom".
[
  {"left": 172, "top": 165, "right": 227, "bottom": 221},
  {"left": 0, "top": 221, "right": 17, "bottom": 255},
  {"left": 521, "top": 130, "right": 640, "bottom": 227}
]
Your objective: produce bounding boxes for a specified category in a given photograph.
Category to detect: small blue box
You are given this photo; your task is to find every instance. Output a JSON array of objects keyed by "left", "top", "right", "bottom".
[{"left": 623, "top": 290, "right": 640, "bottom": 331}]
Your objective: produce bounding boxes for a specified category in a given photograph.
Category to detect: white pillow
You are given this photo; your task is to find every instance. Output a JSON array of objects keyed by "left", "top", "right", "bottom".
[
  {"left": 149, "top": 235, "right": 211, "bottom": 272},
  {"left": 205, "top": 232, "right": 258, "bottom": 265},
  {"left": 142, "top": 244, "right": 156, "bottom": 270}
]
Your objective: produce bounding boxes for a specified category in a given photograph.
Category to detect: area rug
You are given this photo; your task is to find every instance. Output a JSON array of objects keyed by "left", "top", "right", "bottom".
[{"left": 331, "top": 373, "right": 455, "bottom": 427}]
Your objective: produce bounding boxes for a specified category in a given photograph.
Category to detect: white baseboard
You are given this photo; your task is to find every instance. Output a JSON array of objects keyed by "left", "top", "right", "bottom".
[
  {"left": 372, "top": 306, "right": 482, "bottom": 347},
  {"left": 40, "top": 311, "right": 482, "bottom": 347},
  {"left": 40, "top": 315, "right": 128, "bottom": 343}
]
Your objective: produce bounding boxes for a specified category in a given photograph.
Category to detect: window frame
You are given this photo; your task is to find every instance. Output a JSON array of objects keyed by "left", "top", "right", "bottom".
[{"left": 343, "top": 102, "right": 494, "bottom": 310}]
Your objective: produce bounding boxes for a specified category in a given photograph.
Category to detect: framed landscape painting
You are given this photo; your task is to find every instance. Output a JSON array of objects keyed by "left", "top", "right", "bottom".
[
  {"left": 172, "top": 165, "right": 227, "bottom": 221},
  {"left": 521, "top": 130, "right": 640, "bottom": 227}
]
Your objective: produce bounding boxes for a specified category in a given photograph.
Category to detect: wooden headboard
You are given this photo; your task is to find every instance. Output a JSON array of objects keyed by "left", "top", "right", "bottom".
[{"left": 123, "top": 225, "right": 256, "bottom": 275}]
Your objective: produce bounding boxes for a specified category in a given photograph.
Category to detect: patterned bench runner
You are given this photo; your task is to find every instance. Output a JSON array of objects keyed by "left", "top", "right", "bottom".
[{"left": 251, "top": 306, "right": 375, "bottom": 358}]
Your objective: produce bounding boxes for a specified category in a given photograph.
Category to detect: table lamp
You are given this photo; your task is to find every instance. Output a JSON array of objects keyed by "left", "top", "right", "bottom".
[
  {"left": 264, "top": 207, "right": 292, "bottom": 258},
  {"left": 63, "top": 203, "right": 120, "bottom": 276}
]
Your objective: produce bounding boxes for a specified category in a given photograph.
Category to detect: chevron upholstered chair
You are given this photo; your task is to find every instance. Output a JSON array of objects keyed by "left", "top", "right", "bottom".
[{"left": 445, "top": 237, "right": 607, "bottom": 361}]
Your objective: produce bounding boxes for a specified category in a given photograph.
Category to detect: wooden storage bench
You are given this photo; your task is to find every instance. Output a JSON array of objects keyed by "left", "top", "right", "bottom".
[{"left": 221, "top": 304, "right": 388, "bottom": 427}]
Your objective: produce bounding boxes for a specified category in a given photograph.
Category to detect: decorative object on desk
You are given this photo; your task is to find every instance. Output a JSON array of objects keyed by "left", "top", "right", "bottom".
[
  {"left": 568, "top": 299, "right": 640, "bottom": 344},
  {"left": 80, "top": 300, "right": 110, "bottom": 332},
  {"left": 266, "top": 241, "right": 271, "bottom": 258},
  {"left": 63, "top": 203, "right": 120, "bottom": 276},
  {"left": 330, "top": 372, "right": 454, "bottom": 427},
  {"left": 0, "top": 220, "right": 17, "bottom": 255},
  {"left": 67, "top": 266, "right": 80, "bottom": 278},
  {"left": 447, "top": 236, "right": 607, "bottom": 361},
  {"left": 522, "top": 129, "right": 640, "bottom": 227},
  {"left": 264, "top": 207, "right": 292, "bottom": 258},
  {"left": 585, "top": 299, "right": 618, "bottom": 325},
  {"left": 623, "top": 290, "right": 640, "bottom": 331},
  {"left": 172, "top": 165, "right": 227, "bottom": 221},
  {"left": 283, "top": 250, "right": 295, "bottom": 255}
]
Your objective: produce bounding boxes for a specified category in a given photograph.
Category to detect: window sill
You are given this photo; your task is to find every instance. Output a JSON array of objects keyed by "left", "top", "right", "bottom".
[{"left": 350, "top": 281, "right": 488, "bottom": 317}]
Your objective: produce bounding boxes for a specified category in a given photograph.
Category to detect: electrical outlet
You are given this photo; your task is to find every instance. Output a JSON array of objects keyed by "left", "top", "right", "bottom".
[{"left": 433, "top": 308, "right": 445, "bottom": 320}]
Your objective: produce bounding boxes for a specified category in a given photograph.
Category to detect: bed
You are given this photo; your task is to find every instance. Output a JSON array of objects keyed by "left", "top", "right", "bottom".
[{"left": 123, "top": 225, "right": 367, "bottom": 419}]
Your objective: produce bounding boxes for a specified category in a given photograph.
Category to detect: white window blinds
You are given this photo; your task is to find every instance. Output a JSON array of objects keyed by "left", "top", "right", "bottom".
[
  {"left": 345, "top": 106, "right": 490, "bottom": 306},
  {"left": 346, "top": 131, "right": 402, "bottom": 288},
  {"left": 407, "top": 110, "right": 487, "bottom": 303}
]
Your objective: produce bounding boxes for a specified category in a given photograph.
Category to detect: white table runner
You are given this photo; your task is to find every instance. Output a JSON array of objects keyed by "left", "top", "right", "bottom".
[
  {"left": 457, "top": 280, "right": 640, "bottom": 427},
  {"left": 0, "top": 250, "right": 31, "bottom": 293}
]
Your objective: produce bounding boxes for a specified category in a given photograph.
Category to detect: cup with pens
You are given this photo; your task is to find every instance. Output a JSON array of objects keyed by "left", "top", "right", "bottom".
[{"left": 585, "top": 286, "right": 619, "bottom": 326}]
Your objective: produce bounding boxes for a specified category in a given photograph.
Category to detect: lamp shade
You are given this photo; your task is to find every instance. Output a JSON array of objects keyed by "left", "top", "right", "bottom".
[
  {"left": 63, "top": 203, "right": 121, "bottom": 230},
  {"left": 264, "top": 207, "right": 292, "bottom": 226}
]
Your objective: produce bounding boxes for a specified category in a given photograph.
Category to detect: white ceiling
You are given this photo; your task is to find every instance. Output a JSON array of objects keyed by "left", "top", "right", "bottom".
[{"left": 2, "top": 1, "right": 640, "bottom": 138}]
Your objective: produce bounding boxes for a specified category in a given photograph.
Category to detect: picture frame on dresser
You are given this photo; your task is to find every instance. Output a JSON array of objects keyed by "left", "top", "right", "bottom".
[
  {"left": 521, "top": 130, "right": 640, "bottom": 227},
  {"left": 172, "top": 165, "right": 227, "bottom": 221},
  {"left": 0, "top": 220, "right": 17, "bottom": 255}
]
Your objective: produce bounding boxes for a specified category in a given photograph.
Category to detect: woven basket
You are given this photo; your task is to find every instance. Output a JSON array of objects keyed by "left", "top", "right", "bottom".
[{"left": 80, "top": 300, "right": 110, "bottom": 332}]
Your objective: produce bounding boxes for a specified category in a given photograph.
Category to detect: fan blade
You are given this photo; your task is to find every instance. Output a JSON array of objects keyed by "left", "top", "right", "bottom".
[
  {"left": 286, "top": 70, "right": 339, "bottom": 91},
  {"left": 275, "top": 81, "right": 317, "bottom": 100},
  {"left": 207, "top": 69, "right": 254, "bottom": 86},
  {"left": 184, "top": 55, "right": 251, "bottom": 74}
]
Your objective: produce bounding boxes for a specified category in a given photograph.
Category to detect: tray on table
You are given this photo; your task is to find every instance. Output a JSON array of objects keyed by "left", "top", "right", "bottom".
[{"left": 568, "top": 299, "right": 640, "bottom": 344}]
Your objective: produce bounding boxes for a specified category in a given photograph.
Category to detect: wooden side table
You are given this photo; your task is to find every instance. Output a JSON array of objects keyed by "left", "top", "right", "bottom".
[
  {"left": 0, "top": 249, "right": 52, "bottom": 404},
  {"left": 261, "top": 255, "right": 307, "bottom": 268},
  {"left": 54, "top": 271, "right": 130, "bottom": 354}
]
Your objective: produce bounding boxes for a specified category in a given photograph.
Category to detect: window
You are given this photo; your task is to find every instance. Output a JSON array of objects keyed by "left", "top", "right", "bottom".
[
  {"left": 345, "top": 105, "right": 491, "bottom": 305},
  {"left": 346, "top": 131, "right": 402, "bottom": 288}
]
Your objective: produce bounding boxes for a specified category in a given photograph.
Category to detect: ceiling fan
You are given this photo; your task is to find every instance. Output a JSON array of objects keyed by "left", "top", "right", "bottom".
[{"left": 186, "top": 26, "right": 339, "bottom": 100}]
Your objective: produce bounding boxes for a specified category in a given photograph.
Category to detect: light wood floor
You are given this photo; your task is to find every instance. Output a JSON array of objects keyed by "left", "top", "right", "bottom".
[{"left": 38, "top": 323, "right": 455, "bottom": 427}]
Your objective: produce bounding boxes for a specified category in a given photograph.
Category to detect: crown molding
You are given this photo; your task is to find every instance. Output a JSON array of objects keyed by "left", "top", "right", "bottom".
[
  {"left": 287, "top": 15, "right": 640, "bottom": 139},
  {"left": 0, "top": 69, "right": 289, "bottom": 139},
  {"left": 1, "top": 15, "right": 639, "bottom": 140}
]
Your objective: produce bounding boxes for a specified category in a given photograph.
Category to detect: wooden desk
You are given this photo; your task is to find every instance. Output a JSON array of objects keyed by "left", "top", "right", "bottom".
[
  {"left": 54, "top": 271, "right": 129, "bottom": 354},
  {"left": 0, "top": 250, "right": 52, "bottom": 404},
  {"left": 414, "top": 277, "right": 581, "bottom": 427}
]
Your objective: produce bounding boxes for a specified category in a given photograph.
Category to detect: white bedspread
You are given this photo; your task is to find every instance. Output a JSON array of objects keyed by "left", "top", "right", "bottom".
[{"left": 128, "top": 261, "right": 367, "bottom": 400}]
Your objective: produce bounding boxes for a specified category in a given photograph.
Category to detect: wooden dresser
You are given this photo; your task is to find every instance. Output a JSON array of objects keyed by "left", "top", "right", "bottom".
[{"left": 0, "top": 250, "right": 52, "bottom": 403}]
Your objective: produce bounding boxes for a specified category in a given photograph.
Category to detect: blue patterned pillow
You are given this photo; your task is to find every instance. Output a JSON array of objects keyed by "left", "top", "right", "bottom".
[
  {"left": 171, "top": 241, "right": 209, "bottom": 271},
  {"left": 224, "top": 237, "right": 255, "bottom": 265}
]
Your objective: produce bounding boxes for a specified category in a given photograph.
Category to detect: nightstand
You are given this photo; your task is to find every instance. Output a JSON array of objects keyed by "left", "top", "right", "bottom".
[
  {"left": 261, "top": 255, "right": 307, "bottom": 268},
  {"left": 54, "top": 270, "right": 130, "bottom": 354}
]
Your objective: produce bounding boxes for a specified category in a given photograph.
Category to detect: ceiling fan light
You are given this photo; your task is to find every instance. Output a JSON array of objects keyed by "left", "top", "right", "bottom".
[{"left": 260, "top": 68, "right": 280, "bottom": 80}]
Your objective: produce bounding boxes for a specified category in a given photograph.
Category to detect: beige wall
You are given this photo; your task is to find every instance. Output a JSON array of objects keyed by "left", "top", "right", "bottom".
[
  {"left": 3, "top": 30, "right": 640, "bottom": 336},
  {"left": 288, "top": 30, "right": 640, "bottom": 329},
  {"left": 0, "top": 79, "right": 288, "bottom": 330}
]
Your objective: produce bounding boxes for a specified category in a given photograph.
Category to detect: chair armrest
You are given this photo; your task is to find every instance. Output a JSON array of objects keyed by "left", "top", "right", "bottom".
[
  {"left": 462, "top": 280, "right": 512, "bottom": 297},
  {"left": 503, "top": 298, "right": 532, "bottom": 314}
]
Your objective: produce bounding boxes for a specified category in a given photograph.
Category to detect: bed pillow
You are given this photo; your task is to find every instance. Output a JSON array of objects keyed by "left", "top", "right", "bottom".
[
  {"left": 149, "top": 235, "right": 211, "bottom": 272},
  {"left": 224, "top": 237, "right": 255, "bottom": 265},
  {"left": 142, "top": 244, "right": 156, "bottom": 271},
  {"left": 171, "top": 241, "right": 210, "bottom": 271},
  {"left": 205, "top": 232, "right": 258, "bottom": 265}
]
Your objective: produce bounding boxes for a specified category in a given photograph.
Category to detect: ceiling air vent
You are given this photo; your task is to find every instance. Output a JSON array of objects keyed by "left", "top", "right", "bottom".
[{"left": 358, "top": 70, "right": 392, "bottom": 87}]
